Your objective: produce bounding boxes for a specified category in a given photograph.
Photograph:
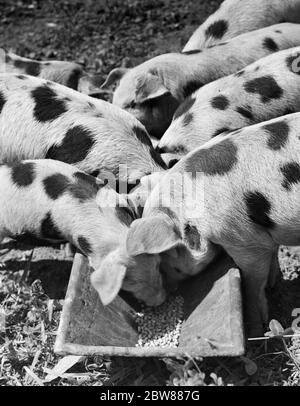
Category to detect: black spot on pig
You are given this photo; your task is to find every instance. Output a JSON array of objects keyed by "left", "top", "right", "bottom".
[
  {"left": 26, "top": 62, "right": 41, "bottom": 77},
  {"left": 0, "top": 91, "right": 6, "bottom": 114},
  {"left": 286, "top": 53, "right": 300, "bottom": 75},
  {"left": 185, "top": 139, "right": 238, "bottom": 176},
  {"left": 14, "top": 59, "right": 41, "bottom": 77},
  {"left": 182, "top": 80, "right": 204, "bottom": 99},
  {"left": 263, "top": 120, "right": 289, "bottom": 150},
  {"left": 182, "top": 49, "right": 202, "bottom": 55},
  {"left": 280, "top": 162, "right": 300, "bottom": 191},
  {"left": 32, "top": 84, "right": 68, "bottom": 122},
  {"left": 115, "top": 205, "right": 136, "bottom": 226},
  {"left": 263, "top": 37, "right": 279, "bottom": 52},
  {"left": 174, "top": 96, "right": 196, "bottom": 119},
  {"left": 244, "top": 191, "right": 274, "bottom": 228},
  {"left": 244, "top": 76, "right": 283, "bottom": 103},
  {"left": 41, "top": 212, "right": 64, "bottom": 241},
  {"left": 183, "top": 112, "right": 194, "bottom": 127},
  {"left": 211, "top": 95, "right": 229, "bottom": 110},
  {"left": 184, "top": 223, "right": 201, "bottom": 250},
  {"left": 46, "top": 125, "right": 95, "bottom": 164},
  {"left": 236, "top": 105, "right": 254, "bottom": 121},
  {"left": 212, "top": 127, "right": 231, "bottom": 138},
  {"left": 43, "top": 173, "right": 70, "bottom": 200},
  {"left": 205, "top": 20, "right": 228, "bottom": 39},
  {"left": 78, "top": 236, "right": 93, "bottom": 256},
  {"left": 10, "top": 162, "right": 36, "bottom": 187},
  {"left": 66, "top": 67, "right": 82, "bottom": 89}
]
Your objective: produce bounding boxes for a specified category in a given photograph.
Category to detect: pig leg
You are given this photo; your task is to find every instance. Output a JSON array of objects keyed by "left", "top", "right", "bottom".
[{"left": 224, "top": 245, "right": 273, "bottom": 338}]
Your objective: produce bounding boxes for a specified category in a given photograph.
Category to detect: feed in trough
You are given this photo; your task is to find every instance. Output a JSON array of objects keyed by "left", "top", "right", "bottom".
[{"left": 134, "top": 295, "right": 184, "bottom": 348}]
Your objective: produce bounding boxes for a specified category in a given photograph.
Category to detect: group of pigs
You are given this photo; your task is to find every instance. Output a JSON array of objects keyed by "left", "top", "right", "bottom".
[{"left": 1, "top": 0, "right": 300, "bottom": 337}]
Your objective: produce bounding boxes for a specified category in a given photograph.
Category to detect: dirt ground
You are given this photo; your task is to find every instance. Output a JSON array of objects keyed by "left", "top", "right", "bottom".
[{"left": 0, "top": 0, "right": 300, "bottom": 386}]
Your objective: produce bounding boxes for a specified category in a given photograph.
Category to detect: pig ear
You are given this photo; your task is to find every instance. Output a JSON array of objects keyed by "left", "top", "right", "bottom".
[
  {"left": 101, "top": 68, "right": 129, "bottom": 89},
  {"left": 126, "top": 216, "right": 182, "bottom": 256},
  {"left": 78, "top": 74, "right": 108, "bottom": 97},
  {"left": 90, "top": 251, "right": 126, "bottom": 306},
  {"left": 135, "top": 72, "right": 170, "bottom": 104}
]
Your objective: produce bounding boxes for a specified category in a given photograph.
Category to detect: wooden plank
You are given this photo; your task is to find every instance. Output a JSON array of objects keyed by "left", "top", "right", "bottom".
[{"left": 55, "top": 253, "right": 245, "bottom": 358}]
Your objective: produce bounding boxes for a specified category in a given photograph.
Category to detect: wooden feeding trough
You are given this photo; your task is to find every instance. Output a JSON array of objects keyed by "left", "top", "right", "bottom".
[{"left": 55, "top": 253, "right": 245, "bottom": 358}]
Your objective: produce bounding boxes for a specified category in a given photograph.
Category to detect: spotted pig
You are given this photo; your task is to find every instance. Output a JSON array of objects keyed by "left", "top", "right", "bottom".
[
  {"left": 1, "top": 52, "right": 84, "bottom": 89},
  {"left": 183, "top": 0, "right": 300, "bottom": 52},
  {"left": 100, "top": 113, "right": 300, "bottom": 336},
  {"left": 101, "top": 23, "right": 300, "bottom": 138},
  {"left": 0, "top": 159, "right": 165, "bottom": 307},
  {"left": 0, "top": 73, "right": 166, "bottom": 185},
  {"left": 158, "top": 47, "right": 300, "bottom": 156}
]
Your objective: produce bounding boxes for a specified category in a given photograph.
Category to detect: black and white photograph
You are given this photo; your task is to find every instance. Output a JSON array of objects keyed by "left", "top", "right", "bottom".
[{"left": 0, "top": 0, "right": 300, "bottom": 389}]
